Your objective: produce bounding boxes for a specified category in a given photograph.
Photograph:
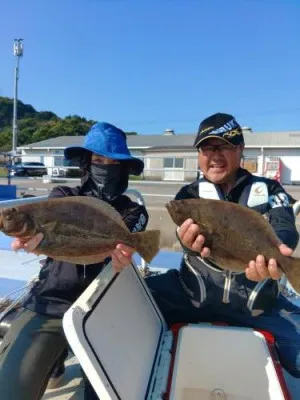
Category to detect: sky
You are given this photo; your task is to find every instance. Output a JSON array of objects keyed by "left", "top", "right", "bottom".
[{"left": 0, "top": 0, "right": 300, "bottom": 135}]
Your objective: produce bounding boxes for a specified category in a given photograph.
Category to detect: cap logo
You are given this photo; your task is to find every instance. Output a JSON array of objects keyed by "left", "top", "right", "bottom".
[
  {"left": 223, "top": 128, "right": 242, "bottom": 139},
  {"left": 200, "top": 126, "right": 214, "bottom": 134},
  {"left": 208, "top": 118, "right": 241, "bottom": 136}
]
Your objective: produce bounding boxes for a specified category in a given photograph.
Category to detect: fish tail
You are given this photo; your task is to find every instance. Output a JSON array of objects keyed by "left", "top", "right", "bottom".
[
  {"left": 130, "top": 229, "right": 160, "bottom": 263},
  {"left": 285, "top": 257, "right": 300, "bottom": 294}
]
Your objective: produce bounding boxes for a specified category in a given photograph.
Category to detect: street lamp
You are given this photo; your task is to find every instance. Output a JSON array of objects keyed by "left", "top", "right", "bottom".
[{"left": 12, "top": 38, "right": 24, "bottom": 155}]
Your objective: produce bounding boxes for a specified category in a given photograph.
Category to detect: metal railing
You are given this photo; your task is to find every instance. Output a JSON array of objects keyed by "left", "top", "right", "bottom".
[
  {"left": 0, "top": 195, "right": 48, "bottom": 208},
  {"left": 0, "top": 190, "right": 146, "bottom": 207}
]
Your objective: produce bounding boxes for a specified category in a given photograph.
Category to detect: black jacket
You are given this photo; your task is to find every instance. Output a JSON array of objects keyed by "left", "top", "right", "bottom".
[
  {"left": 176, "top": 168, "right": 299, "bottom": 313},
  {"left": 24, "top": 185, "right": 149, "bottom": 317}
]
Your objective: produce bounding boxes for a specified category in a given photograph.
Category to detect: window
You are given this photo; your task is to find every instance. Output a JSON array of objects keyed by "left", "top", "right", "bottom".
[
  {"left": 174, "top": 158, "right": 184, "bottom": 168},
  {"left": 163, "top": 157, "right": 184, "bottom": 168},
  {"left": 163, "top": 158, "right": 173, "bottom": 168},
  {"left": 55, "top": 156, "right": 65, "bottom": 167},
  {"left": 266, "top": 161, "right": 279, "bottom": 171},
  {"left": 241, "top": 158, "right": 257, "bottom": 173},
  {"left": 23, "top": 162, "right": 45, "bottom": 166}
]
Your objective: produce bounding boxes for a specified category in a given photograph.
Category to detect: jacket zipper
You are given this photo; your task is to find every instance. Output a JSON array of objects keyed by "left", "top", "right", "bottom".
[{"left": 222, "top": 270, "right": 232, "bottom": 303}]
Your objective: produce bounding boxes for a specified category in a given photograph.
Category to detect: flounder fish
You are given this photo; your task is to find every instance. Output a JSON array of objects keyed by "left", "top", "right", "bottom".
[
  {"left": 166, "top": 197, "right": 300, "bottom": 293},
  {"left": 0, "top": 196, "right": 160, "bottom": 264}
]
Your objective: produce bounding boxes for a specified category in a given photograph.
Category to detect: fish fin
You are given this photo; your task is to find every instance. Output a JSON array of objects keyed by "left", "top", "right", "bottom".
[
  {"left": 49, "top": 196, "right": 128, "bottom": 230},
  {"left": 49, "top": 253, "right": 110, "bottom": 265},
  {"left": 285, "top": 257, "right": 300, "bottom": 294},
  {"left": 41, "top": 221, "right": 57, "bottom": 232},
  {"left": 130, "top": 229, "right": 160, "bottom": 263}
]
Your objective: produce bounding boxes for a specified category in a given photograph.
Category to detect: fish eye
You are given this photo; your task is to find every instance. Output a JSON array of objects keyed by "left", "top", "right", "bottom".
[{"left": 5, "top": 208, "right": 17, "bottom": 221}]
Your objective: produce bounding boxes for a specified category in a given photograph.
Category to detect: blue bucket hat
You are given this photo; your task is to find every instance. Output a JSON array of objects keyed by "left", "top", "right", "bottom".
[{"left": 64, "top": 122, "right": 144, "bottom": 175}]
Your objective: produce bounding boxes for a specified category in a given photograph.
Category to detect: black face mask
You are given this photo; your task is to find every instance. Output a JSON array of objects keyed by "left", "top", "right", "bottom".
[{"left": 81, "top": 163, "right": 128, "bottom": 201}]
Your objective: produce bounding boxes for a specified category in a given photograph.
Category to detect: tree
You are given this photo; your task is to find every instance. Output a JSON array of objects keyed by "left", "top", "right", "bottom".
[
  {"left": 0, "top": 96, "right": 138, "bottom": 151},
  {"left": 0, "top": 97, "right": 36, "bottom": 129}
]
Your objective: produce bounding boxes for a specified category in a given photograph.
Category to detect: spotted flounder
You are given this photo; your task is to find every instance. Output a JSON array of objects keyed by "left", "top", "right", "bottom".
[
  {"left": 0, "top": 196, "right": 160, "bottom": 264},
  {"left": 166, "top": 197, "right": 300, "bottom": 293}
]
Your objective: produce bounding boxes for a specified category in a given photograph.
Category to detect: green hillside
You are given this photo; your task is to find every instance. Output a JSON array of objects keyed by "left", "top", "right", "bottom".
[{"left": 0, "top": 97, "right": 137, "bottom": 152}]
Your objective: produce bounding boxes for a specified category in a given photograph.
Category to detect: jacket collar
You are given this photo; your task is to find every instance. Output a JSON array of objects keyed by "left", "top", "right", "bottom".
[{"left": 201, "top": 168, "right": 252, "bottom": 200}]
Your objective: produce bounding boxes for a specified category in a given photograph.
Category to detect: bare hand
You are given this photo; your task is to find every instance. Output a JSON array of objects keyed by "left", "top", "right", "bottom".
[
  {"left": 177, "top": 218, "right": 210, "bottom": 258},
  {"left": 111, "top": 244, "right": 135, "bottom": 273},
  {"left": 11, "top": 233, "right": 44, "bottom": 254},
  {"left": 245, "top": 244, "right": 293, "bottom": 281}
]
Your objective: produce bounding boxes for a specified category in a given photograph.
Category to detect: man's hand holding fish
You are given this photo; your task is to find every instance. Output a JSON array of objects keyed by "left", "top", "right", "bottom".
[{"left": 245, "top": 244, "right": 293, "bottom": 282}]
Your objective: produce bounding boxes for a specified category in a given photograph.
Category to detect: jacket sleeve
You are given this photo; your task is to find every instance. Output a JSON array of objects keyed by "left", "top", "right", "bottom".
[
  {"left": 48, "top": 185, "right": 77, "bottom": 199},
  {"left": 267, "top": 180, "right": 299, "bottom": 250},
  {"left": 123, "top": 204, "right": 149, "bottom": 233},
  {"left": 175, "top": 184, "right": 197, "bottom": 201}
]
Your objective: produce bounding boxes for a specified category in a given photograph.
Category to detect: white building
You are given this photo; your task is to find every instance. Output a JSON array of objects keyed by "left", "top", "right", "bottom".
[{"left": 17, "top": 129, "right": 300, "bottom": 184}]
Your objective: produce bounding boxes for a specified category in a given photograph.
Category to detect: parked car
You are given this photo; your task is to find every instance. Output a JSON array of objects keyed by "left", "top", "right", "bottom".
[
  {"left": 52, "top": 167, "right": 66, "bottom": 177},
  {"left": 65, "top": 167, "right": 83, "bottom": 178},
  {"left": 10, "top": 162, "right": 48, "bottom": 177}
]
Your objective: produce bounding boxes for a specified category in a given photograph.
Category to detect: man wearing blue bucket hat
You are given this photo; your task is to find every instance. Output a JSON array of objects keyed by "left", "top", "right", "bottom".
[{"left": 0, "top": 122, "right": 148, "bottom": 399}]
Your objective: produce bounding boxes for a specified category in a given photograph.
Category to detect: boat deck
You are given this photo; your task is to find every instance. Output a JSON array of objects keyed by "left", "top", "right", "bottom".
[{"left": 43, "top": 355, "right": 83, "bottom": 400}]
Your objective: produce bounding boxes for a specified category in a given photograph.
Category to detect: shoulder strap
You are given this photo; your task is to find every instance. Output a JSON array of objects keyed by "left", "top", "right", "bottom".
[
  {"left": 238, "top": 176, "right": 269, "bottom": 208},
  {"left": 198, "top": 179, "right": 224, "bottom": 200}
]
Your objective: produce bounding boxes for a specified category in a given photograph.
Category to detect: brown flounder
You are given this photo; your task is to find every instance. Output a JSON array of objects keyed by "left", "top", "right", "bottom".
[
  {"left": 166, "top": 197, "right": 300, "bottom": 293},
  {"left": 0, "top": 196, "right": 160, "bottom": 264}
]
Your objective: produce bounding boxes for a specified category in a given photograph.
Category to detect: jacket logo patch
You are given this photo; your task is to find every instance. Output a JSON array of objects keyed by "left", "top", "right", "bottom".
[
  {"left": 247, "top": 182, "right": 268, "bottom": 207},
  {"left": 269, "top": 193, "right": 289, "bottom": 208},
  {"left": 254, "top": 186, "right": 263, "bottom": 194},
  {"left": 132, "top": 213, "right": 147, "bottom": 232}
]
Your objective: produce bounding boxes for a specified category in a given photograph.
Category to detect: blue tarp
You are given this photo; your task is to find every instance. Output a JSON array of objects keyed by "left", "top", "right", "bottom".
[{"left": 0, "top": 184, "right": 17, "bottom": 201}]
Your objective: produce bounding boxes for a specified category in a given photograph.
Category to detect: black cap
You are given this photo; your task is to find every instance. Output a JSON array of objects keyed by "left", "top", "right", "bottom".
[{"left": 193, "top": 113, "right": 244, "bottom": 148}]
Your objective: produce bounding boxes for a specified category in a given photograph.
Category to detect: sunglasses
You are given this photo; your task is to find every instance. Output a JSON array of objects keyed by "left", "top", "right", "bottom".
[{"left": 197, "top": 144, "right": 237, "bottom": 155}]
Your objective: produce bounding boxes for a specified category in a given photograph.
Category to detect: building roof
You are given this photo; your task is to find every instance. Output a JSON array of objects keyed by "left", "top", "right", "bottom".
[{"left": 18, "top": 130, "right": 300, "bottom": 150}]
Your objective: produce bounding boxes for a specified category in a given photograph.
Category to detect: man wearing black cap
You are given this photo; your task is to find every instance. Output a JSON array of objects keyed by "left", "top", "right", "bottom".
[
  {"left": 147, "top": 112, "right": 300, "bottom": 379},
  {"left": 0, "top": 122, "right": 149, "bottom": 399}
]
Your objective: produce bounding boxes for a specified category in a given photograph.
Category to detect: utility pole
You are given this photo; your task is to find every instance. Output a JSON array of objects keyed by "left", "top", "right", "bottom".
[{"left": 12, "top": 38, "right": 24, "bottom": 155}]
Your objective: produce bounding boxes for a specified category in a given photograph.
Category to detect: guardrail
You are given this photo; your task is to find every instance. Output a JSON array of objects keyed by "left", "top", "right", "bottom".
[
  {"left": 0, "top": 195, "right": 48, "bottom": 208},
  {"left": 0, "top": 190, "right": 146, "bottom": 208}
]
